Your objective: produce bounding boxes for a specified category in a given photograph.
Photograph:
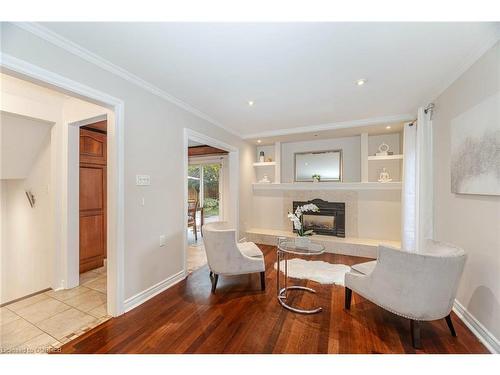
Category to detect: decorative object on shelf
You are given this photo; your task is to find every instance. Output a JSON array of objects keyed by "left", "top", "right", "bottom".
[
  {"left": 258, "top": 174, "right": 271, "bottom": 184},
  {"left": 312, "top": 174, "right": 321, "bottom": 183},
  {"left": 287, "top": 203, "right": 320, "bottom": 246},
  {"left": 376, "top": 142, "right": 390, "bottom": 156},
  {"left": 259, "top": 151, "right": 265, "bottom": 163},
  {"left": 266, "top": 157, "right": 273, "bottom": 162},
  {"left": 25, "top": 190, "right": 35, "bottom": 208},
  {"left": 378, "top": 168, "right": 392, "bottom": 183}
]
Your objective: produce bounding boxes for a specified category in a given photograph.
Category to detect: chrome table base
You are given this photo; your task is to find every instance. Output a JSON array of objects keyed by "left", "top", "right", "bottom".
[{"left": 276, "top": 248, "right": 323, "bottom": 314}]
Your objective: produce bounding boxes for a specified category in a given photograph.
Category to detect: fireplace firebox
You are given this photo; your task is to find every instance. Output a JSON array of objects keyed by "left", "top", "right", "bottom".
[{"left": 292, "top": 199, "right": 345, "bottom": 237}]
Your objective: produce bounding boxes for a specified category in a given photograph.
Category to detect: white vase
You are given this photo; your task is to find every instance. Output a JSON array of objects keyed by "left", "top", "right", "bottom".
[{"left": 295, "top": 236, "right": 310, "bottom": 247}]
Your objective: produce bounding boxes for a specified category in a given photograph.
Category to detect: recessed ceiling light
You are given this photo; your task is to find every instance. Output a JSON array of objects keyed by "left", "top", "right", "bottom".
[
  {"left": 386, "top": 126, "right": 391, "bottom": 130},
  {"left": 356, "top": 79, "right": 366, "bottom": 86},
  {"left": 257, "top": 139, "right": 262, "bottom": 144},
  {"left": 248, "top": 100, "right": 254, "bottom": 106}
]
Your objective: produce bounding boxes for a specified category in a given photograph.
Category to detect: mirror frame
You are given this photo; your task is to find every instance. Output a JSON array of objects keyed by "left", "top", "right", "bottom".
[{"left": 294, "top": 149, "right": 343, "bottom": 182}]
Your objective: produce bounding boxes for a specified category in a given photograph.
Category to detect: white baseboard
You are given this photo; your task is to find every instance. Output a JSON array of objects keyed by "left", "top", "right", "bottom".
[
  {"left": 453, "top": 299, "right": 499, "bottom": 353},
  {"left": 124, "top": 270, "right": 186, "bottom": 313}
]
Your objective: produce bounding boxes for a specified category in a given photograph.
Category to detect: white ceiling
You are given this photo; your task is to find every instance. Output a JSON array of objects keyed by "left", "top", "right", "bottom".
[
  {"left": 1, "top": 111, "right": 53, "bottom": 179},
  {"left": 39, "top": 22, "right": 499, "bottom": 138}
]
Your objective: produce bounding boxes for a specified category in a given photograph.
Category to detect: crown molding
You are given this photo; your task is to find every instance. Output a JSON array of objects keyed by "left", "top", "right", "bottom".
[
  {"left": 11, "top": 22, "right": 241, "bottom": 138},
  {"left": 242, "top": 114, "right": 415, "bottom": 140}
]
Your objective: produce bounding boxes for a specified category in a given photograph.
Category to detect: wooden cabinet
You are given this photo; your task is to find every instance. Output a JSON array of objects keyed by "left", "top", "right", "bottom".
[{"left": 79, "top": 127, "right": 107, "bottom": 273}]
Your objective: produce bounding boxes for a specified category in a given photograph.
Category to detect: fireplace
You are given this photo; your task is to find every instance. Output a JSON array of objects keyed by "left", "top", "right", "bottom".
[{"left": 292, "top": 199, "right": 345, "bottom": 237}]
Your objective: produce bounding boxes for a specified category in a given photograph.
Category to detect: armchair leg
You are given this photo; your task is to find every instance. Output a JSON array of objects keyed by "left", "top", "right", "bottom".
[
  {"left": 344, "top": 287, "right": 352, "bottom": 310},
  {"left": 260, "top": 271, "right": 266, "bottom": 291},
  {"left": 410, "top": 320, "right": 422, "bottom": 349},
  {"left": 210, "top": 273, "right": 219, "bottom": 294},
  {"left": 445, "top": 314, "right": 457, "bottom": 337}
]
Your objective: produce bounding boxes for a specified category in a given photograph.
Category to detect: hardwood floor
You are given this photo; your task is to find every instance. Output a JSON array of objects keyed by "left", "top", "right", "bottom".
[{"left": 60, "top": 245, "right": 488, "bottom": 354}]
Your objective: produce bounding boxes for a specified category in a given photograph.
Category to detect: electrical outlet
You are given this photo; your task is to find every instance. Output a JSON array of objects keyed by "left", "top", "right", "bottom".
[{"left": 159, "top": 235, "right": 166, "bottom": 247}]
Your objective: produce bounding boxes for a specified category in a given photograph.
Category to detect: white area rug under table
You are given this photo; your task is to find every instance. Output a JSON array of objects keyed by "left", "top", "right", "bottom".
[{"left": 274, "top": 258, "right": 351, "bottom": 285}]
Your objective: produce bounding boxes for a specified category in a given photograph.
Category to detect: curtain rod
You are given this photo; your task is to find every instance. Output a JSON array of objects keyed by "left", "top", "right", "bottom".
[{"left": 424, "top": 103, "right": 435, "bottom": 119}]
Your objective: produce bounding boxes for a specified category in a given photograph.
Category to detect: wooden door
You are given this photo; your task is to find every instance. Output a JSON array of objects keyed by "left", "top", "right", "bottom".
[{"left": 79, "top": 127, "right": 107, "bottom": 273}]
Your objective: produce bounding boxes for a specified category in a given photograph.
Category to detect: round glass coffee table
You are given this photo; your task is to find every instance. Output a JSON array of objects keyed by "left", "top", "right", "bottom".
[{"left": 276, "top": 238, "right": 325, "bottom": 314}]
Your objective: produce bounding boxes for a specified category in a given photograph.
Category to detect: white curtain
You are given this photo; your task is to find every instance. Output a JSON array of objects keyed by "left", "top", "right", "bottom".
[
  {"left": 416, "top": 107, "right": 434, "bottom": 250},
  {"left": 401, "top": 107, "right": 434, "bottom": 252},
  {"left": 401, "top": 122, "right": 417, "bottom": 251}
]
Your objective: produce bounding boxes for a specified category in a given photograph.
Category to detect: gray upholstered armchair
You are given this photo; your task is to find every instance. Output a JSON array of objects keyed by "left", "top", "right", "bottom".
[
  {"left": 344, "top": 240, "right": 466, "bottom": 348},
  {"left": 203, "top": 221, "right": 266, "bottom": 293}
]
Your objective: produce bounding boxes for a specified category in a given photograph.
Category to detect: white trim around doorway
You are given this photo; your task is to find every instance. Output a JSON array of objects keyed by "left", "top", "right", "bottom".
[
  {"left": 1, "top": 53, "right": 126, "bottom": 317},
  {"left": 183, "top": 128, "right": 239, "bottom": 276}
]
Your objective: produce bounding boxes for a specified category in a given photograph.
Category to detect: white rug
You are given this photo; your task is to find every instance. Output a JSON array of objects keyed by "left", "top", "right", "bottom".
[{"left": 274, "top": 258, "right": 351, "bottom": 285}]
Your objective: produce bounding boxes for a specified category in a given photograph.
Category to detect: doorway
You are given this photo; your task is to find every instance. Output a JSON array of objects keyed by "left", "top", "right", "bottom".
[
  {"left": 79, "top": 121, "right": 108, "bottom": 274},
  {"left": 0, "top": 72, "right": 119, "bottom": 352},
  {"left": 183, "top": 129, "right": 239, "bottom": 275},
  {"left": 1, "top": 55, "right": 125, "bottom": 319},
  {"left": 187, "top": 152, "right": 227, "bottom": 272}
]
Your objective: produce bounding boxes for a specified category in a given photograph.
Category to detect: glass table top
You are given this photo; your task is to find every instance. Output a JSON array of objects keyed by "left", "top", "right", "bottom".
[{"left": 277, "top": 240, "right": 325, "bottom": 255}]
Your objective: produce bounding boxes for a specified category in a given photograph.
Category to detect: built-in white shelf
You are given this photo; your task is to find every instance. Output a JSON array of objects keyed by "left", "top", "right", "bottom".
[
  {"left": 253, "top": 161, "right": 277, "bottom": 167},
  {"left": 252, "top": 181, "right": 402, "bottom": 191},
  {"left": 368, "top": 154, "right": 404, "bottom": 161}
]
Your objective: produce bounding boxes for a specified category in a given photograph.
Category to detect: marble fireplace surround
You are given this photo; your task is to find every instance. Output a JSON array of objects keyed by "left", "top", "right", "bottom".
[{"left": 246, "top": 188, "right": 401, "bottom": 258}]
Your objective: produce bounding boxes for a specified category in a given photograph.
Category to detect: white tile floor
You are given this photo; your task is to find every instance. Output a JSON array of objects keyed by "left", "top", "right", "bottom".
[
  {"left": 0, "top": 266, "right": 109, "bottom": 354},
  {"left": 186, "top": 215, "right": 220, "bottom": 273},
  {"left": 187, "top": 243, "right": 208, "bottom": 273}
]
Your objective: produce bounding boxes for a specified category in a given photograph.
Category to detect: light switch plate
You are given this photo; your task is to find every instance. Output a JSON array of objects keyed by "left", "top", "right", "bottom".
[
  {"left": 159, "top": 235, "right": 166, "bottom": 247},
  {"left": 136, "top": 175, "right": 151, "bottom": 186}
]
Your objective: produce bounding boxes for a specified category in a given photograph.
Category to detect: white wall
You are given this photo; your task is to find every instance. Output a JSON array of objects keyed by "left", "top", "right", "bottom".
[
  {"left": 433, "top": 41, "right": 500, "bottom": 346},
  {"left": 1, "top": 23, "right": 254, "bottom": 303},
  {"left": 0, "top": 111, "right": 53, "bottom": 179},
  {"left": 1, "top": 134, "right": 52, "bottom": 303}
]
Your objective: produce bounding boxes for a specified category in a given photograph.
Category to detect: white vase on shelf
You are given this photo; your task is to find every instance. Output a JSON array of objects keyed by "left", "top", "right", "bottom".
[{"left": 259, "top": 151, "right": 265, "bottom": 163}]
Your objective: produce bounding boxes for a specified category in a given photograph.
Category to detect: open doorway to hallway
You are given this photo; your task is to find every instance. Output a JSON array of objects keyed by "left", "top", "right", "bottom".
[
  {"left": 78, "top": 119, "right": 108, "bottom": 295},
  {"left": 186, "top": 141, "right": 228, "bottom": 273},
  {"left": 0, "top": 72, "right": 113, "bottom": 353}
]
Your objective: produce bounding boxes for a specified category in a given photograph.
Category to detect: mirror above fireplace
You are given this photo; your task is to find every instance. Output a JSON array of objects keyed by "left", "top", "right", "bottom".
[{"left": 294, "top": 150, "right": 343, "bottom": 182}]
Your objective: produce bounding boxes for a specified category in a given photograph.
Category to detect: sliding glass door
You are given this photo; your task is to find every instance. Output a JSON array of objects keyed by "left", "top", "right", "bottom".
[
  {"left": 201, "top": 163, "right": 220, "bottom": 218},
  {"left": 187, "top": 162, "right": 222, "bottom": 219}
]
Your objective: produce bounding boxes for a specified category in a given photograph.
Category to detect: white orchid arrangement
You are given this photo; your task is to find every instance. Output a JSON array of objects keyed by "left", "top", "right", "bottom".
[{"left": 288, "top": 203, "right": 319, "bottom": 237}]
